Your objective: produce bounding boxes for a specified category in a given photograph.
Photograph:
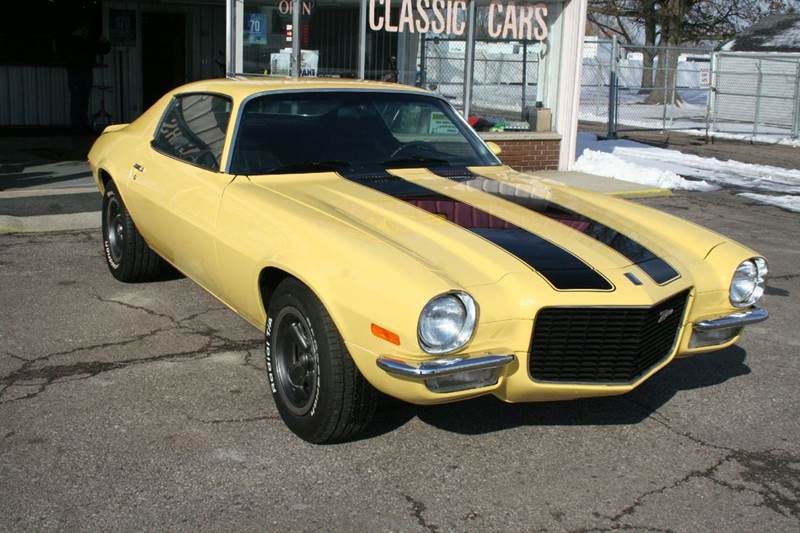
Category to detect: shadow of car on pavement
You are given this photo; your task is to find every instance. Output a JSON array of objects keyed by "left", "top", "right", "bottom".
[{"left": 361, "top": 345, "right": 750, "bottom": 439}]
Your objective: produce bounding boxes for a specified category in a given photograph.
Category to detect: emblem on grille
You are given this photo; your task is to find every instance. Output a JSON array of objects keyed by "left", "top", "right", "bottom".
[{"left": 658, "top": 308, "right": 674, "bottom": 323}]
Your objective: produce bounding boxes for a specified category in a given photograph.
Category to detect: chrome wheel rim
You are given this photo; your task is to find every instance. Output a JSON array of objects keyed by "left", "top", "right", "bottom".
[
  {"left": 273, "top": 307, "right": 319, "bottom": 416},
  {"left": 105, "top": 196, "right": 124, "bottom": 264}
]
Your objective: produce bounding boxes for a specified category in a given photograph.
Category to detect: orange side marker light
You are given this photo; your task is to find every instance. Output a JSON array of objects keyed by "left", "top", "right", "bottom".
[{"left": 371, "top": 323, "right": 400, "bottom": 345}]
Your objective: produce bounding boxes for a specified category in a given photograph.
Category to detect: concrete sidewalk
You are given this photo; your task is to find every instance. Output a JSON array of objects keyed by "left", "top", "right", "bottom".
[
  {"left": 536, "top": 170, "right": 671, "bottom": 198},
  {"left": 1, "top": 156, "right": 98, "bottom": 232}
]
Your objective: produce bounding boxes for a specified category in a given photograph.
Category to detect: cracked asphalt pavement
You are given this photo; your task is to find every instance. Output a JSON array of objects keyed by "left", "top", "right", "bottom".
[{"left": 1, "top": 191, "right": 798, "bottom": 532}]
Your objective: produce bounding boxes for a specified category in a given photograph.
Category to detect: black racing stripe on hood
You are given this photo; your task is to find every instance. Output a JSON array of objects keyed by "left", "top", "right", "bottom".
[
  {"left": 430, "top": 167, "right": 680, "bottom": 285},
  {"left": 339, "top": 171, "right": 613, "bottom": 291}
]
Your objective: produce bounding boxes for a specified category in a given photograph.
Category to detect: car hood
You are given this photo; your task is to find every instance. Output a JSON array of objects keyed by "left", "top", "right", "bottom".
[{"left": 247, "top": 165, "right": 726, "bottom": 290}]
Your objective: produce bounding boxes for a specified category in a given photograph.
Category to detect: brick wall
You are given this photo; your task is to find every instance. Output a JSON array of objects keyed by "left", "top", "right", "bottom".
[{"left": 479, "top": 132, "right": 562, "bottom": 172}]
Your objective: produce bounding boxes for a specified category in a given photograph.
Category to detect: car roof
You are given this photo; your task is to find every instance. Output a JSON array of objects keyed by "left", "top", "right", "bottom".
[{"left": 170, "top": 76, "right": 433, "bottom": 100}]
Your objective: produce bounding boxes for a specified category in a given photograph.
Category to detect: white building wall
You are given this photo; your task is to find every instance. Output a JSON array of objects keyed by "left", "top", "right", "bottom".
[{"left": 555, "top": 0, "right": 587, "bottom": 170}]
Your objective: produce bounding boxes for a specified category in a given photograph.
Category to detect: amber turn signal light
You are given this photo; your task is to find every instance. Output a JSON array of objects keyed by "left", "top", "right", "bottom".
[{"left": 371, "top": 323, "right": 400, "bottom": 345}]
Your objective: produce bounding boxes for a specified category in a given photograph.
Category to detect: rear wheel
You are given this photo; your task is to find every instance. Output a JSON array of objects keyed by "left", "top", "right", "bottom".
[
  {"left": 102, "top": 180, "right": 163, "bottom": 282},
  {"left": 265, "top": 278, "right": 378, "bottom": 443}
]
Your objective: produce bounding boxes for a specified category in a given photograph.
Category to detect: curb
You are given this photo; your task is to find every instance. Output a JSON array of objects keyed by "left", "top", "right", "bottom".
[
  {"left": 0, "top": 187, "right": 99, "bottom": 199},
  {"left": 534, "top": 170, "right": 672, "bottom": 199},
  {"left": 0, "top": 212, "right": 100, "bottom": 233},
  {"left": 607, "top": 188, "right": 673, "bottom": 199}
]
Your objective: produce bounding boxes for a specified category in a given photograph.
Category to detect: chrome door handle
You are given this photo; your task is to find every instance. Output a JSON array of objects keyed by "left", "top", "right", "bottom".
[{"left": 133, "top": 163, "right": 145, "bottom": 172}]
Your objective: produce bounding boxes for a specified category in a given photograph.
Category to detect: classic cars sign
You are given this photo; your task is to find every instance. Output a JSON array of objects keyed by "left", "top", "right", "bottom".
[{"left": 368, "top": 0, "right": 549, "bottom": 40}]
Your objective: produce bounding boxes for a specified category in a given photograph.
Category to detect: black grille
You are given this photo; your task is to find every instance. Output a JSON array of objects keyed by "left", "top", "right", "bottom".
[{"left": 529, "top": 290, "right": 690, "bottom": 383}]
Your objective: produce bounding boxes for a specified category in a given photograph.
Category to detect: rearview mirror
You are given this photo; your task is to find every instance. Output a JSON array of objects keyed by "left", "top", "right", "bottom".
[{"left": 486, "top": 141, "right": 502, "bottom": 156}]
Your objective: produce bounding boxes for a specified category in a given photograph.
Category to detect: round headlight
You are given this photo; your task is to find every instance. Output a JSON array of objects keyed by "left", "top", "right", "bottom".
[
  {"left": 730, "top": 257, "right": 768, "bottom": 308},
  {"left": 418, "top": 292, "right": 477, "bottom": 354}
]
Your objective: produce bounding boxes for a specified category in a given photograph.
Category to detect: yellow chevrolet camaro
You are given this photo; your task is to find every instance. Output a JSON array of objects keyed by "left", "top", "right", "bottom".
[{"left": 88, "top": 78, "right": 769, "bottom": 443}]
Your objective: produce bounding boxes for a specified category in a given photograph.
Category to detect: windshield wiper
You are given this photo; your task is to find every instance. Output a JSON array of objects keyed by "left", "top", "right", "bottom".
[
  {"left": 381, "top": 157, "right": 450, "bottom": 168},
  {"left": 266, "top": 160, "right": 352, "bottom": 174}
]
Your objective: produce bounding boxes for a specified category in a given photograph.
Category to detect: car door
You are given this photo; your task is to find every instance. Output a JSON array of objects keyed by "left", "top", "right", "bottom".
[{"left": 125, "top": 92, "right": 234, "bottom": 296}]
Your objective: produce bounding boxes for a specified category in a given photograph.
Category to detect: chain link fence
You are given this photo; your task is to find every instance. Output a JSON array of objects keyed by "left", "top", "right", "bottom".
[
  {"left": 419, "top": 37, "right": 466, "bottom": 108},
  {"left": 415, "top": 36, "right": 800, "bottom": 141},
  {"left": 580, "top": 39, "right": 614, "bottom": 125},
  {"left": 581, "top": 39, "right": 712, "bottom": 135},
  {"left": 419, "top": 37, "right": 540, "bottom": 125},
  {"left": 581, "top": 38, "right": 800, "bottom": 141},
  {"left": 712, "top": 53, "right": 800, "bottom": 138},
  {"left": 613, "top": 43, "right": 712, "bottom": 133}
]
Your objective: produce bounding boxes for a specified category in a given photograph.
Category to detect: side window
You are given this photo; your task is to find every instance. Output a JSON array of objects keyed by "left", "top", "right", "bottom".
[{"left": 153, "top": 94, "right": 232, "bottom": 171}]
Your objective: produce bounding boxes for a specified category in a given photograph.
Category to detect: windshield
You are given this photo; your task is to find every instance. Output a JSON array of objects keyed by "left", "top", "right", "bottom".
[{"left": 230, "top": 91, "right": 499, "bottom": 175}]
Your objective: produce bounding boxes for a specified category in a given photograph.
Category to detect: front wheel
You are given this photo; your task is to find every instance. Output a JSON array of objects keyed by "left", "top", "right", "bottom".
[{"left": 265, "top": 278, "right": 378, "bottom": 443}]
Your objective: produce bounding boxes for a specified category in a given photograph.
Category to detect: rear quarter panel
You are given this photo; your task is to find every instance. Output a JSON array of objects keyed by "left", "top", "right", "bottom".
[{"left": 88, "top": 92, "right": 174, "bottom": 195}]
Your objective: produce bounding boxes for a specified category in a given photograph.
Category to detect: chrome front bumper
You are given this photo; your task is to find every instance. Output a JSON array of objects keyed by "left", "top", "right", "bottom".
[
  {"left": 376, "top": 354, "right": 515, "bottom": 379},
  {"left": 694, "top": 305, "right": 769, "bottom": 331},
  {"left": 376, "top": 307, "right": 768, "bottom": 386}
]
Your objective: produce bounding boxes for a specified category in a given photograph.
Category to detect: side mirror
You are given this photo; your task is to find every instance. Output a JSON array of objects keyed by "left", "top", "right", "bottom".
[{"left": 486, "top": 141, "right": 502, "bottom": 156}]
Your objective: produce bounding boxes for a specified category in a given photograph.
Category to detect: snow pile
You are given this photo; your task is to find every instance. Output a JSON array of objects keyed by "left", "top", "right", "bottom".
[
  {"left": 573, "top": 133, "right": 800, "bottom": 212},
  {"left": 611, "top": 146, "right": 800, "bottom": 194},
  {"left": 575, "top": 132, "right": 800, "bottom": 191},
  {"left": 573, "top": 149, "right": 716, "bottom": 191},
  {"left": 738, "top": 193, "right": 800, "bottom": 213}
]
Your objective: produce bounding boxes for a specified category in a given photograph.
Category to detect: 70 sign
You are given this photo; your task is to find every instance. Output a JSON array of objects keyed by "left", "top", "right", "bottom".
[{"left": 246, "top": 13, "right": 268, "bottom": 44}]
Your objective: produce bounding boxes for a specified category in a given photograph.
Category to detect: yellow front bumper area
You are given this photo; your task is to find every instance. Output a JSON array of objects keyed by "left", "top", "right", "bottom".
[
  {"left": 348, "top": 342, "right": 677, "bottom": 406},
  {"left": 347, "top": 300, "right": 766, "bottom": 406}
]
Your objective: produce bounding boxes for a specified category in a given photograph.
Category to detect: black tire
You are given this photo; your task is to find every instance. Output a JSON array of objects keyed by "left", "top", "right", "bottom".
[
  {"left": 265, "top": 278, "right": 378, "bottom": 443},
  {"left": 102, "top": 180, "right": 163, "bottom": 282}
]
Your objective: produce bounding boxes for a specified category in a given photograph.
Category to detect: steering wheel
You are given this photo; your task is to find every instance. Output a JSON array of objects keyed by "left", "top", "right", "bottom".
[{"left": 389, "top": 141, "right": 439, "bottom": 159}]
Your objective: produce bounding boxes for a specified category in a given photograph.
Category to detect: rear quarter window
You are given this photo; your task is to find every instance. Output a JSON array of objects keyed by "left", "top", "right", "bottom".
[{"left": 152, "top": 93, "right": 232, "bottom": 171}]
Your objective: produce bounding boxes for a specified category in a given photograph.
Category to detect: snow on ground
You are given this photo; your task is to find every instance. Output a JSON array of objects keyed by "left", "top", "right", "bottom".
[
  {"left": 739, "top": 193, "right": 800, "bottom": 213},
  {"left": 573, "top": 132, "right": 800, "bottom": 212},
  {"left": 573, "top": 149, "right": 715, "bottom": 191},
  {"left": 610, "top": 146, "right": 800, "bottom": 194}
]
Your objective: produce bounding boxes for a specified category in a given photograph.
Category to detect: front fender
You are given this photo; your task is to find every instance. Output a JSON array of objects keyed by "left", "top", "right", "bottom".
[{"left": 214, "top": 178, "right": 458, "bottom": 364}]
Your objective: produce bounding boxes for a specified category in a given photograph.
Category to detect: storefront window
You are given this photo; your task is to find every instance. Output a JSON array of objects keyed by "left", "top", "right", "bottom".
[
  {"left": 465, "top": 0, "right": 556, "bottom": 123},
  {"left": 365, "top": 7, "right": 400, "bottom": 81},
  {"left": 234, "top": 0, "right": 564, "bottom": 129},
  {"left": 307, "top": 0, "right": 361, "bottom": 77},
  {"left": 242, "top": 0, "right": 363, "bottom": 77},
  {"left": 241, "top": 1, "right": 294, "bottom": 75}
]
